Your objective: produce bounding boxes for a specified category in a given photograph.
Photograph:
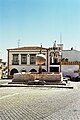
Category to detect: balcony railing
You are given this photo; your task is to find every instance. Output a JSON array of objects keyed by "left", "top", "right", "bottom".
[{"left": 12, "top": 60, "right": 19, "bottom": 65}]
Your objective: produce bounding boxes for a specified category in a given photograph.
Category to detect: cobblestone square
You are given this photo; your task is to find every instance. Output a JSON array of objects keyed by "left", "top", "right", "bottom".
[{"left": 0, "top": 81, "right": 80, "bottom": 120}]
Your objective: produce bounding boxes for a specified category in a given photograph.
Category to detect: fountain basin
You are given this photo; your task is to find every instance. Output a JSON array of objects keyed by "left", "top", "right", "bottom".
[{"left": 11, "top": 72, "right": 63, "bottom": 85}]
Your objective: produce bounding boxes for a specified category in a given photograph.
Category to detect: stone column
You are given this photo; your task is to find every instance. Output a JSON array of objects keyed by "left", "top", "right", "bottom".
[
  {"left": 19, "top": 54, "right": 21, "bottom": 65},
  {"left": 27, "top": 54, "right": 30, "bottom": 65}
]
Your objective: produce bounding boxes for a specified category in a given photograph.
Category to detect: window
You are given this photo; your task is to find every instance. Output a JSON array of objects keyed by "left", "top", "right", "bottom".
[
  {"left": 0, "top": 65, "right": 2, "bottom": 69},
  {"left": 21, "top": 54, "right": 27, "bottom": 64},
  {"left": 12, "top": 54, "right": 19, "bottom": 65},
  {"left": 50, "top": 67, "right": 59, "bottom": 72},
  {"left": 30, "top": 54, "right": 36, "bottom": 64},
  {"left": 3, "top": 62, "right": 6, "bottom": 65},
  {"left": 65, "top": 58, "right": 68, "bottom": 62}
]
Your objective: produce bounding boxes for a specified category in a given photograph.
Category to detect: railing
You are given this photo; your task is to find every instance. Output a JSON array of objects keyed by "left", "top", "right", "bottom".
[
  {"left": 61, "top": 61, "right": 80, "bottom": 65},
  {"left": 50, "top": 62, "right": 60, "bottom": 65}
]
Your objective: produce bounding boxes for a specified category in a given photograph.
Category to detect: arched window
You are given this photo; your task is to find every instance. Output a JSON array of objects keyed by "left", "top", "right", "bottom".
[
  {"left": 10, "top": 68, "right": 18, "bottom": 75},
  {"left": 29, "top": 69, "right": 37, "bottom": 72},
  {"left": 42, "top": 69, "right": 46, "bottom": 72}
]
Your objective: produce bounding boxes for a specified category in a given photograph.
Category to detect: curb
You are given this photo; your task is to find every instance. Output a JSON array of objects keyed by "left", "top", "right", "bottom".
[{"left": 0, "top": 84, "right": 73, "bottom": 89}]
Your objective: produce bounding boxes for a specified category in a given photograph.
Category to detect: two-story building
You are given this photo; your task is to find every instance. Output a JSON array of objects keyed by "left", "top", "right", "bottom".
[{"left": 7, "top": 46, "right": 47, "bottom": 77}]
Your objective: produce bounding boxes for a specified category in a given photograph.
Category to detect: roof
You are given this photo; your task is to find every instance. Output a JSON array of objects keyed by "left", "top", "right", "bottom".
[
  {"left": 63, "top": 49, "right": 80, "bottom": 52},
  {"left": 7, "top": 46, "right": 47, "bottom": 51}
]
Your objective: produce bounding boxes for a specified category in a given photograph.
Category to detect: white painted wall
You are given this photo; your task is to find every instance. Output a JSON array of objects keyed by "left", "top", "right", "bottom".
[
  {"left": 62, "top": 65, "right": 79, "bottom": 78},
  {"left": 9, "top": 65, "right": 47, "bottom": 73},
  {"left": 9, "top": 50, "right": 47, "bottom": 74}
]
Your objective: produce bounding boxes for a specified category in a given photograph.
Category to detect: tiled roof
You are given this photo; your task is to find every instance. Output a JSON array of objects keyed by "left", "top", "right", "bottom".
[{"left": 7, "top": 46, "right": 47, "bottom": 51}]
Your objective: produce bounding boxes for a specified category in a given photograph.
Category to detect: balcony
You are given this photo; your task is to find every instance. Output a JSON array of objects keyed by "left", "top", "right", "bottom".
[{"left": 12, "top": 60, "right": 19, "bottom": 65}]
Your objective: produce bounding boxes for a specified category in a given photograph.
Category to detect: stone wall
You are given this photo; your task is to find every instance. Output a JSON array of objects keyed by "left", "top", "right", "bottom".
[{"left": 13, "top": 72, "right": 62, "bottom": 82}]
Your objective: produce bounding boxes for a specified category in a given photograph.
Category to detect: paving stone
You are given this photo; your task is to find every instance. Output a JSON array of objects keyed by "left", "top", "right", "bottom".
[{"left": 0, "top": 81, "right": 80, "bottom": 120}]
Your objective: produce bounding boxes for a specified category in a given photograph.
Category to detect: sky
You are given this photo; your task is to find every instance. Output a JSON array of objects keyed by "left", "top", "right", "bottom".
[{"left": 0, "top": 0, "right": 80, "bottom": 61}]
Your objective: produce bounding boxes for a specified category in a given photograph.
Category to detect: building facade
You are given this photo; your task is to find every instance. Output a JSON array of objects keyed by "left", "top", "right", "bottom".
[
  {"left": 61, "top": 49, "right": 80, "bottom": 78},
  {"left": 7, "top": 46, "right": 47, "bottom": 77},
  {"left": 7, "top": 42, "right": 80, "bottom": 78},
  {"left": 0, "top": 59, "right": 7, "bottom": 79}
]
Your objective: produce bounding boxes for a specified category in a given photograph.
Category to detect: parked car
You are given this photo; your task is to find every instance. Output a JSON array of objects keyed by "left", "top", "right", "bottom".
[{"left": 75, "top": 76, "right": 80, "bottom": 82}]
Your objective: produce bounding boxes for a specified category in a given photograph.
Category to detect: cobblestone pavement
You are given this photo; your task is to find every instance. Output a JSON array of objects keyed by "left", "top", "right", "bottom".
[{"left": 0, "top": 81, "right": 80, "bottom": 120}]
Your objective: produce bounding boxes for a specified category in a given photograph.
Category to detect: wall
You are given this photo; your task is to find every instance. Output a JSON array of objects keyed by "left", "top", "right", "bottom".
[{"left": 62, "top": 65, "right": 79, "bottom": 78}]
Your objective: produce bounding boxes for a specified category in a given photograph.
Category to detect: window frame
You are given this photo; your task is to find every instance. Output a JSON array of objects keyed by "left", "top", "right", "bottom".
[
  {"left": 21, "top": 54, "right": 27, "bottom": 64},
  {"left": 12, "top": 54, "right": 19, "bottom": 65},
  {"left": 30, "top": 54, "right": 36, "bottom": 65}
]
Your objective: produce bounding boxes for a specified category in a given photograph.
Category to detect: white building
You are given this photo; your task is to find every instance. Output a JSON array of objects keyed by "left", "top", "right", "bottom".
[
  {"left": 0, "top": 59, "right": 7, "bottom": 79},
  {"left": 7, "top": 43, "right": 80, "bottom": 79},
  {"left": 61, "top": 49, "right": 80, "bottom": 78},
  {"left": 7, "top": 46, "right": 47, "bottom": 77}
]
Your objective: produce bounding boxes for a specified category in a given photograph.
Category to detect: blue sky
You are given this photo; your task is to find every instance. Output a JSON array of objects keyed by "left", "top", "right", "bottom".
[{"left": 0, "top": 0, "right": 80, "bottom": 61}]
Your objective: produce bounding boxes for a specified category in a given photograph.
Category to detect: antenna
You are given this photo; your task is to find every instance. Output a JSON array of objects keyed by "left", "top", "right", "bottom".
[
  {"left": 18, "top": 40, "right": 20, "bottom": 48},
  {"left": 60, "top": 32, "right": 62, "bottom": 43},
  {"left": 40, "top": 43, "right": 42, "bottom": 54}
]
